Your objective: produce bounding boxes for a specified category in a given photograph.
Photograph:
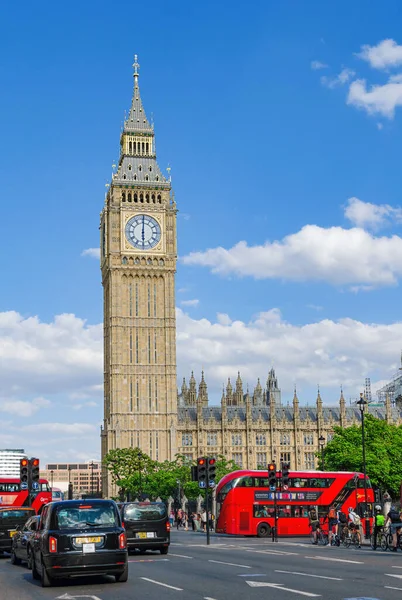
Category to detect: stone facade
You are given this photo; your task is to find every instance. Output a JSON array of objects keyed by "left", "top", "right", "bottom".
[{"left": 101, "top": 58, "right": 402, "bottom": 497}]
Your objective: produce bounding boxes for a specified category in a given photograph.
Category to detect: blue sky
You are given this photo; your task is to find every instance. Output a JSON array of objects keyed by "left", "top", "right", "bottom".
[{"left": 1, "top": 0, "right": 402, "bottom": 462}]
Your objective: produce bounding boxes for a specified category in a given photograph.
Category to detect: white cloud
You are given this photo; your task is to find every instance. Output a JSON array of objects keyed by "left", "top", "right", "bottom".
[
  {"left": 311, "top": 60, "right": 328, "bottom": 70},
  {"left": 344, "top": 197, "right": 402, "bottom": 229},
  {"left": 321, "top": 68, "right": 355, "bottom": 89},
  {"left": 0, "top": 396, "right": 51, "bottom": 417},
  {"left": 181, "top": 299, "right": 200, "bottom": 307},
  {"left": 347, "top": 76, "right": 402, "bottom": 118},
  {"left": 81, "top": 248, "right": 100, "bottom": 259},
  {"left": 176, "top": 308, "right": 402, "bottom": 399},
  {"left": 182, "top": 223, "right": 402, "bottom": 288},
  {"left": 0, "top": 311, "right": 103, "bottom": 399},
  {"left": 358, "top": 39, "right": 402, "bottom": 70},
  {"left": 377, "top": 122, "right": 384, "bottom": 130}
]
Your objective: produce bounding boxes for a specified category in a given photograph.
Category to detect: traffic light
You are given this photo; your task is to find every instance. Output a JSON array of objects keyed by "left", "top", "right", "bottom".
[
  {"left": 20, "top": 458, "right": 29, "bottom": 488},
  {"left": 191, "top": 465, "right": 198, "bottom": 482},
  {"left": 197, "top": 457, "right": 207, "bottom": 488},
  {"left": 207, "top": 457, "right": 216, "bottom": 487},
  {"left": 68, "top": 483, "right": 73, "bottom": 500},
  {"left": 268, "top": 462, "right": 276, "bottom": 488},
  {"left": 29, "top": 458, "right": 40, "bottom": 491},
  {"left": 282, "top": 462, "right": 290, "bottom": 487}
]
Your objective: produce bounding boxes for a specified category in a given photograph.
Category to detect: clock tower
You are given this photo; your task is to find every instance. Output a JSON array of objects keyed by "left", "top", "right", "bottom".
[{"left": 100, "top": 57, "right": 178, "bottom": 496}]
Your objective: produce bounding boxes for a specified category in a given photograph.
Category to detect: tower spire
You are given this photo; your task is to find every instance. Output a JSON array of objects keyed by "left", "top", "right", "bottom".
[{"left": 133, "top": 54, "right": 140, "bottom": 86}]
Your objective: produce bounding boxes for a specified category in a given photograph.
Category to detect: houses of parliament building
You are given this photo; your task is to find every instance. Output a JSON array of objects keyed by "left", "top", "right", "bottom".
[{"left": 100, "top": 58, "right": 399, "bottom": 495}]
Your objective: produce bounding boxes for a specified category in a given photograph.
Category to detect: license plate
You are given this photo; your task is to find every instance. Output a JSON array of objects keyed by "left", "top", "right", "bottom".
[
  {"left": 9, "top": 530, "right": 17, "bottom": 538},
  {"left": 75, "top": 536, "right": 102, "bottom": 544},
  {"left": 82, "top": 543, "right": 95, "bottom": 553},
  {"left": 146, "top": 532, "right": 155, "bottom": 538},
  {"left": 137, "top": 532, "right": 147, "bottom": 539}
]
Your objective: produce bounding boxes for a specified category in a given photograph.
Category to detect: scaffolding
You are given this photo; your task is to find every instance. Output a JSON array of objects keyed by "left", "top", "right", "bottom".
[{"left": 376, "top": 352, "right": 402, "bottom": 405}]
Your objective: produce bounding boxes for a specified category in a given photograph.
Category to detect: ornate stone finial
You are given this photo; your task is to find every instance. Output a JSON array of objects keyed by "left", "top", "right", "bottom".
[{"left": 133, "top": 54, "right": 140, "bottom": 83}]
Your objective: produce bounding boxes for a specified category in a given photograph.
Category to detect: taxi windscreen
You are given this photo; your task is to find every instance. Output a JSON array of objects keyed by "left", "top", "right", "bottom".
[
  {"left": 0, "top": 509, "right": 35, "bottom": 521},
  {"left": 55, "top": 503, "right": 119, "bottom": 529},
  {"left": 124, "top": 503, "right": 167, "bottom": 521}
]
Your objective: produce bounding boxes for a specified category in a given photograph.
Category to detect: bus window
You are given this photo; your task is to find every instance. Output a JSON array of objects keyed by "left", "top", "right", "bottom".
[
  {"left": 235, "top": 476, "right": 254, "bottom": 488},
  {"left": 255, "top": 478, "right": 269, "bottom": 488}
]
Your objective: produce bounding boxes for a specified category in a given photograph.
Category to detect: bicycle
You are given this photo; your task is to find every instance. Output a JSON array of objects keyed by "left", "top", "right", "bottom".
[
  {"left": 385, "top": 528, "right": 402, "bottom": 551},
  {"left": 310, "top": 529, "right": 328, "bottom": 546},
  {"left": 343, "top": 527, "right": 361, "bottom": 549},
  {"left": 370, "top": 527, "right": 388, "bottom": 551}
]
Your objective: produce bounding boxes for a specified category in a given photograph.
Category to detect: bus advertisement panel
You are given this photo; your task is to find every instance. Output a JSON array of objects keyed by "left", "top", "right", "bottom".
[
  {"left": 0, "top": 479, "right": 52, "bottom": 514},
  {"left": 215, "top": 470, "right": 374, "bottom": 538}
]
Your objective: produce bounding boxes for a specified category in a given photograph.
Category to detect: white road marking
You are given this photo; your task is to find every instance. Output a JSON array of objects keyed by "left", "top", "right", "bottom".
[
  {"left": 140, "top": 577, "right": 183, "bottom": 591},
  {"left": 169, "top": 553, "right": 194, "bottom": 559},
  {"left": 392, "top": 566, "right": 402, "bottom": 569},
  {"left": 305, "top": 555, "right": 364, "bottom": 564},
  {"left": 247, "top": 549, "right": 299, "bottom": 556},
  {"left": 128, "top": 558, "right": 169, "bottom": 563},
  {"left": 385, "top": 574, "right": 402, "bottom": 579},
  {"left": 57, "top": 595, "right": 103, "bottom": 600},
  {"left": 385, "top": 586, "right": 402, "bottom": 591},
  {"left": 209, "top": 559, "right": 252, "bottom": 568},
  {"left": 246, "top": 581, "right": 321, "bottom": 596},
  {"left": 204, "top": 597, "right": 218, "bottom": 599},
  {"left": 275, "top": 569, "right": 343, "bottom": 581},
  {"left": 238, "top": 573, "right": 267, "bottom": 577}
]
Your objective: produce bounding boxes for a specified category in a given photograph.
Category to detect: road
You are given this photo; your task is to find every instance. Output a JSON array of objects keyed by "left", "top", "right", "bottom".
[{"left": 1, "top": 530, "right": 402, "bottom": 599}]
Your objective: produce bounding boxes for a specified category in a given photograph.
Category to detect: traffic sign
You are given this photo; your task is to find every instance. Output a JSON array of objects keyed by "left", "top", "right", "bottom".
[
  {"left": 20, "top": 482, "right": 28, "bottom": 490},
  {"left": 199, "top": 481, "right": 206, "bottom": 489},
  {"left": 283, "top": 484, "right": 289, "bottom": 491},
  {"left": 208, "top": 481, "right": 215, "bottom": 488},
  {"left": 270, "top": 485, "right": 276, "bottom": 491},
  {"left": 32, "top": 481, "right": 39, "bottom": 491}
]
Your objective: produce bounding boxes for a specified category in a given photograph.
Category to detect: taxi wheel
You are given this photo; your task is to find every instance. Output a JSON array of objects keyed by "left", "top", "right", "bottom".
[
  {"left": 160, "top": 547, "right": 168, "bottom": 555},
  {"left": 10, "top": 549, "right": 21, "bottom": 566},
  {"left": 26, "top": 548, "right": 32, "bottom": 571},
  {"left": 31, "top": 555, "right": 40, "bottom": 580},
  {"left": 115, "top": 563, "right": 128, "bottom": 583},
  {"left": 41, "top": 562, "right": 53, "bottom": 588}
]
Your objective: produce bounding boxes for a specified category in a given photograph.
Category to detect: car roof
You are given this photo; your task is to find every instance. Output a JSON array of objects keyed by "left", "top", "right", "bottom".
[
  {"left": 0, "top": 506, "right": 34, "bottom": 512},
  {"left": 49, "top": 499, "right": 115, "bottom": 508}
]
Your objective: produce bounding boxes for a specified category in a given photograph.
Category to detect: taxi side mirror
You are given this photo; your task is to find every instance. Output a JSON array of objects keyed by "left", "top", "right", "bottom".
[{"left": 31, "top": 521, "right": 38, "bottom": 531}]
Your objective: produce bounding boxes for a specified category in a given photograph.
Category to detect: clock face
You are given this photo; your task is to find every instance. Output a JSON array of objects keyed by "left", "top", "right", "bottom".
[{"left": 125, "top": 214, "right": 161, "bottom": 250}]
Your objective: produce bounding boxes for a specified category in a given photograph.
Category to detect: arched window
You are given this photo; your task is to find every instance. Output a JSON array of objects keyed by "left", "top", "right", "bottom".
[
  {"left": 133, "top": 141, "right": 136, "bottom": 153},
  {"left": 122, "top": 192, "right": 126, "bottom": 202},
  {"left": 135, "top": 257, "right": 140, "bottom": 264},
  {"left": 146, "top": 193, "right": 150, "bottom": 203},
  {"left": 128, "top": 193, "right": 132, "bottom": 202},
  {"left": 152, "top": 194, "right": 155, "bottom": 203},
  {"left": 145, "top": 175, "right": 149, "bottom": 181},
  {"left": 149, "top": 165, "right": 152, "bottom": 172},
  {"left": 157, "top": 194, "right": 161, "bottom": 203},
  {"left": 146, "top": 142, "right": 149, "bottom": 153},
  {"left": 134, "top": 174, "right": 137, "bottom": 181},
  {"left": 139, "top": 165, "right": 142, "bottom": 172},
  {"left": 156, "top": 176, "right": 159, "bottom": 181},
  {"left": 142, "top": 142, "right": 145, "bottom": 153},
  {"left": 128, "top": 164, "right": 132, "bottom": 171},
  {"left": 129, "top": 141, "right": 132, "bottom": 153},
  {"left": 123, "top": 174, "right": 126, "bottom": 180},
  {"left": 122, "top": 257, "right": 128, "bottom": 265},
  {"left": 134, "top": 193, "right": 138, "bottom": 202},
  {"left": 140, "top": 193, "right": 144, "bottom": 203},
  {"left": 147, "top": 258, "right": 152, "bottom": 265}
]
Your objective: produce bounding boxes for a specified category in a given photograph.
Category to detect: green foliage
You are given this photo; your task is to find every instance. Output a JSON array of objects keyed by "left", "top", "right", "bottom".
[
  {"left": 103, "top": 448, "right": 239, "bottom": 501},
  {"left": 320, "top": 415, "right": 402, "bottom": 498}
]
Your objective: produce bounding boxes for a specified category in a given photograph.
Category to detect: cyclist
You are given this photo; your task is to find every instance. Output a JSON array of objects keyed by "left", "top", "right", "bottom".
[
  {"left": 348, "top": 507, "right": 361, "bottom": 548},
  {"left": 309, "top": 505, "right": 320, "bottom": 544},
  {"left": 372, "top": 505, "right": 385, "bottom": 550},
  {"left": 327, "top": 504, "right": 338, "bottom": 545},
  {"left": 386, "top": 505, "right": 402, "bottom": 552}
]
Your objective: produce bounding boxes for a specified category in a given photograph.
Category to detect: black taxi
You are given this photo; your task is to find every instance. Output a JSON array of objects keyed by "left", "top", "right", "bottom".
[
  {"left": 120, "top": 501, "right": 170, "bottom": 554},
  {"left": 31, "top": 499, "right": 128, "bottom": 587},
  {"left": 0, "top": 507, "right": 35, "bottom": 555}
]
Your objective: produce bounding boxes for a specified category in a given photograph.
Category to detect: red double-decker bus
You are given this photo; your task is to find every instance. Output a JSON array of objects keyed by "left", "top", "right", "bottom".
[
  {"left": 0, "top": 478, "right": 52, "bottom": 514},
  {"left": 215, "top": 469, "right": 374, "bottom": 538}
]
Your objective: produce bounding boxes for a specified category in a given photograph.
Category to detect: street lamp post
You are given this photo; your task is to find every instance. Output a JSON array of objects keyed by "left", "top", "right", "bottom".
[
  {"left": 90, "top": 461, "right": 94, "bottom": 497},
  {"left": 357, "top": 393, "right": 370, "bottom": 539},
  {"left": 318, "top": 435, "right": 325, "bottom": 470},
  {"left": 50, "top": 470, "right": 54, "bottom": 489},
  {"left": 138, "top": 451, "right": 143, "bottom": 499}
]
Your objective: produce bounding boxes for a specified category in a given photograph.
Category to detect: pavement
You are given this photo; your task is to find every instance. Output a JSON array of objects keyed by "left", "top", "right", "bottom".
[{"left": 1, "top": 529, "right": 402, "bottom": 600}]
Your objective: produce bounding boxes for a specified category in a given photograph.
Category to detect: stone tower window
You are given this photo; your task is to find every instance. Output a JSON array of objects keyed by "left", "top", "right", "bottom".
[
  {"left": 122, "top": 257, "right": 128, "bottom": 265},
  {"left": 157, "top": 194, "right": 161, "bottom": 203},
  {"left": 146, "top": 142, "right": 149, "bottom": 153},
  {"left": 151, "top": 194, "right": 155, "bottom": 203},
  {"left": 149, "top": 166, "right": 152, "bottom": 172},
  {"left": 123, "top": 174, "right": 126, "bottom": 180},
  {"left": 156, "top": 176, "right": 159, "bottom": 181},
  {"left": 159, "top": 258, "right": 164, "bottom": 266},
  {"left": 128, "top": 164, "right": 132, "bottom": 170},
  {"left": 139, "top": 165, "right": 142, "bottom": 172},
  {"left": 145, "top": 175, "right": 149, "bottom": 181},
  {"left": 134, "top": 174, "right": 137, "bottom": 181},
  {"left": 128, "top": 193, "right": 132, "bottom": 202},
  {"left": 134, "top": 257, "right": 140, "bottom": 264},
  {"left": 146, "top": 193, "right": 149, "bottom": 203},
  {"left": 134, "top": 193, "right": 138, "bottom": 202},
  {"left": 147, "top": 258, "right": 152, "bottom": 265},
  {"left": 122, "top": 192, "right": 126, "bottom": 202},
  {"left": 140, "top": 193, "right": 144, "bottom": 203}
]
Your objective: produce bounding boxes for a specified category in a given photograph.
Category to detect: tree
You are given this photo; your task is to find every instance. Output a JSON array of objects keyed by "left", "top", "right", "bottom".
[
  {"left": 320, "top": 415, "right": 402, "bottom": 498},
  {"left": 103, "top": 448, "right": 240, "bottom": 501}
]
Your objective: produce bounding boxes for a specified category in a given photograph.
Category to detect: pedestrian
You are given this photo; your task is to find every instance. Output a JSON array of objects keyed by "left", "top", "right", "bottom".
[
  {"left": 201, "top": 510, "right": 207, "bottom": 532},
  {"left": 385, "top": 505, "right": 402, "bottom": 552},
  {"left": 183, "top": 512, "right": 189, "bottom": 531},
  {"left": 169, "top": 509, "right": 174, "bottom": 528}
]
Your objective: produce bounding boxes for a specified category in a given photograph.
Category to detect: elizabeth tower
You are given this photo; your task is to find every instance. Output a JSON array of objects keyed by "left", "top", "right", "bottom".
[{"left": 101, "top": 57, "right": 178, "bottom": 495}]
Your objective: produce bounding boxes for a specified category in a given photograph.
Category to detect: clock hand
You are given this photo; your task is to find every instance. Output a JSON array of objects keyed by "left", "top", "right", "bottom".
[{"left": 142, "top": 215, "right": 145, "bottom": 246}]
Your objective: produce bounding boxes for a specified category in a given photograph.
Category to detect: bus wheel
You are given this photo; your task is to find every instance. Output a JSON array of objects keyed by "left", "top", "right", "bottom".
[{"left": 257, "top": 523, "right": 271, "bottom": 538}]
